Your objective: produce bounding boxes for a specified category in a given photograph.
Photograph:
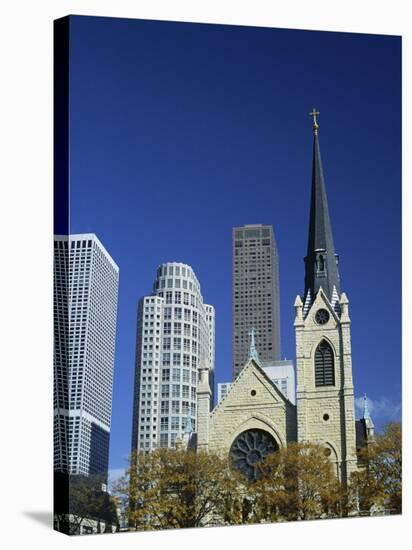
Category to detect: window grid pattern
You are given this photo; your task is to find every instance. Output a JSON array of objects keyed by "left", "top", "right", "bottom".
[
  {"left": 131, "top": 262, "right": 215, "bottom": 453},
  {"left": 232, "top": 225, "right": 281, "bottom": 380},
  {"left": 53, "top": 234, "right": 119, "bottom": 479}
]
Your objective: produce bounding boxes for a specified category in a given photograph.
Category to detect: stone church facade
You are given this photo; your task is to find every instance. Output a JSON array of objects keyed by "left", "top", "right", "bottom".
[{"left": 191, "top": 112, "right": 373, "bottom": 485}]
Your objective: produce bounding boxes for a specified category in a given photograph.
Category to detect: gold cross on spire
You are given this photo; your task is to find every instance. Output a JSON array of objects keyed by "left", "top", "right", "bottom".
[{"left": 309, "top": 108, "right": 320, "bottom": 135}]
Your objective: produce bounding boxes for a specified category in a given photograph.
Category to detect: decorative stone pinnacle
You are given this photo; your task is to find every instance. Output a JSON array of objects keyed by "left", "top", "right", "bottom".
[
  {"left": 184, "top": 412, "right": 193, "bottom": 434},
  {"left": 309, "top": 107, "right": 320, "bottom": 135},
  {"left": 294, "top": 295, "right": 303, "bottom": 308},
  {"left": 363, "top": 393, "right": 371, "bottom": 419},
  {"left": 248, "top": 328, "right": 260, "bottom": 363},
  {"left": 340, "top": 292, "right": 349, "bottom": 305}
]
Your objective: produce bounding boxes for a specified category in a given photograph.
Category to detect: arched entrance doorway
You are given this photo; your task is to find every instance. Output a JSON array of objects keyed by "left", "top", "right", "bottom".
[{"left": 230, "top": 429, "right": 278, "bottom": 480}]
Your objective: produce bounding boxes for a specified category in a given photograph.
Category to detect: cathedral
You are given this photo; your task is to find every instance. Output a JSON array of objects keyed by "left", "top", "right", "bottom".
[{"left": 186, "top": 111, "right": 374, "bottom": 485}]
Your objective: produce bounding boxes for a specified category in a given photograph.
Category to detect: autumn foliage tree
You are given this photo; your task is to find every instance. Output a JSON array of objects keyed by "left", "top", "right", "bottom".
[
  {"left": 113, "top": 448, "right": 244, "bottom": 530},
  {"left": 350, "top": 422, "right": 402, "bottom": 515},
  {"left": 251, "top": 442, "right": 346, "bottom": 522},
  {"left": 53, "top": 474, "right": 118, "bottom": 535},
  {"left": 113, "top": 442, "right": 350, "bottom": 530}
]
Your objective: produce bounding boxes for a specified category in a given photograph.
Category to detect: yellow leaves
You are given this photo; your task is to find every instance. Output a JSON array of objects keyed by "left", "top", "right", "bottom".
[
  {"left": 253, "top": 442, "right": 345, "bottom": 522},
  {"left": 115, "top": 448, "right": 240, "bottom": 530},
  {"left": 350, "top": 422, "right": 402, "bottom": 515},
  {"left": 112, "top": 427, "right": 403, "bottom": 531}
]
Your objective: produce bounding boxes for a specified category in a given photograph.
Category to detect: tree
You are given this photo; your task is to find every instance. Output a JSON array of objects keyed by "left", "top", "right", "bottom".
[
  {"left": 113, "top": 448, "right": 243, "bottom": 530},
  {"left": 350, "top": 422, "right": 402, "bottom": 515},
  {"left": 54, "top": 474, "right": 118, "bottom": 535},
  {"left": 252, "top": 442, "right": 346, "bottom": 522}
]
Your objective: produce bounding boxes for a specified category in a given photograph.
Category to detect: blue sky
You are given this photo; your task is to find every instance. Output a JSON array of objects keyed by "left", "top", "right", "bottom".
[{"left": 66, "top": 16, "right": 401, "bottom": 475}]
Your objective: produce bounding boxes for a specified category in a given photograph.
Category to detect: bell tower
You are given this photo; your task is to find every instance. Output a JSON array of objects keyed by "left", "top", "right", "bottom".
[{"left": 294, "top": 110, "right": 357, "bottom": 484}]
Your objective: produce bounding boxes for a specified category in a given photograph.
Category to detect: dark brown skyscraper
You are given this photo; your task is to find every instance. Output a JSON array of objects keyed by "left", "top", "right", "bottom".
[{"left": 232, "top": 224, "right": 281, "bottom": 379}]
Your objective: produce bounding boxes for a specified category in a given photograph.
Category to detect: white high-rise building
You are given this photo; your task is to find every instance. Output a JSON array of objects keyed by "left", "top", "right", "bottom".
[
  {"left": 54, "top": 234, "right": 119, "bottom": 481},
  {"left": 217, "top": 382, "right": 231, "bottom": 404},
  {"left": 131, "top": 262, "right": 215, "bottom": 453},
  {"left": 205, "top": 304, "right": 216, "bottom": 403},
  {"left": 261, "top": 360, "right": 295, "bottom": 404}
]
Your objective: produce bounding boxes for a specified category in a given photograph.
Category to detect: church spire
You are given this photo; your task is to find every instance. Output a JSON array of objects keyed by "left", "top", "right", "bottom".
[
  {"left": 362, "top": 394, "right": 371, "bottom": 420},
  {"left": 248, "top": 328, "right": 260, "bottom": 364},
  {"left": 304, "top": 109, "right": 341, "bottom": 314}
]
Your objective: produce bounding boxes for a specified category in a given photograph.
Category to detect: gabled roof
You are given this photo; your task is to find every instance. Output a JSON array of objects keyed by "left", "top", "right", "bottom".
[
  {"left": 305, "top": 286, "right": 341, "bottom": 322},
  {"left": 211, "top": 357, "right": 295, "bottom": 417}
]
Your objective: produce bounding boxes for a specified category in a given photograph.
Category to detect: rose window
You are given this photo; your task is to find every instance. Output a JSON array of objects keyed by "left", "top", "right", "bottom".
[{"left": 230, "top": 429, "right": 278, "bottom": 480}]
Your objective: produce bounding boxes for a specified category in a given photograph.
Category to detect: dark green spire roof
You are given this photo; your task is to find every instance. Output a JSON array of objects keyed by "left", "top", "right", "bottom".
[{"left": 304, "top": 112, "right": 341, "bottom": 313}]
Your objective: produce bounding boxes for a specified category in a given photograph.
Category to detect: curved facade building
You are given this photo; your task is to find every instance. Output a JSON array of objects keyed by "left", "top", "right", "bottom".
[{"left": 131, "top": 262, "right": 215, "bottom": 453}]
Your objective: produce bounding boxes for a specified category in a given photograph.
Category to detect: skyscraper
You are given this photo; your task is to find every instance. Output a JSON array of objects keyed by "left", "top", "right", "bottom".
[
  {"left": 54, "top": 234, "right": 119, "bottom": 482},
  {"left": 131, "top": 262, "right": 215, "bottom": 453},
  {"left": 232, "top": 224, "right": 281, "bottom": 379}
]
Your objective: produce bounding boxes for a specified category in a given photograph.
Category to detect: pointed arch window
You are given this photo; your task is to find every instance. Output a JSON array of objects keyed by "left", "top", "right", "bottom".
[
  {"left": 316, "top": 253, "right": 325, "bottom": 274},
  {"left": 314, "top": 340, "right": 335, "bottom": 386},
  {"left": 318, "top": 254, "right": 325, "bottom": 271}
]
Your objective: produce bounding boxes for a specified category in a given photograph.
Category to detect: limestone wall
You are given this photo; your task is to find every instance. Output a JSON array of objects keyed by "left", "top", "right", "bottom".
[{"left": 203, "top": 360, "right": 296, "bottom": 457}]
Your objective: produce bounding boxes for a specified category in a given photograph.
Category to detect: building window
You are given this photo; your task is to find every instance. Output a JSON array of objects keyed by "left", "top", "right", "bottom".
[
  {"left": 314, "top": 340, "right": 335, "bottom": 387},
  {"left": 317, "top": 254, "right": 325, "bottom": 272}
]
